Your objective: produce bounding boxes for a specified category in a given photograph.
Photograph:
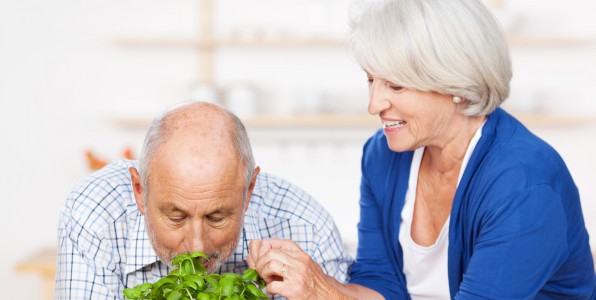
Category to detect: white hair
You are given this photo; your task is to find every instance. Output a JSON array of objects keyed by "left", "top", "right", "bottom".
[
  {"left": 348, "top": 0, "right": 512, "bottom": 116},
  {"left": 138, "top": 101, "right": 256, "bottom": 199}
]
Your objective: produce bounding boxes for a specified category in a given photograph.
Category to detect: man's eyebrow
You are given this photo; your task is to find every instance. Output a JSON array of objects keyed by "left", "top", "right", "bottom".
[
  {"left": 158, "top": 203, "right": 235, "bottom": 216},
  {"left": 159, "top": 202, "right": 186, "bottom": 214},
  {"left": 207, "top": 207, "right": 234, "bottom": 216}
]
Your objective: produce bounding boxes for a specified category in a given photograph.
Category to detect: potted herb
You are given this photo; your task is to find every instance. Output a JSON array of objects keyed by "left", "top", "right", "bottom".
[{"left": 123, "top": 251, "right": 269, "bottom": 300}]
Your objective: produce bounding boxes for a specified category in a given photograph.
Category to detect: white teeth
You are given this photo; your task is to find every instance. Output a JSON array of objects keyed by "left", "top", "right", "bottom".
[{"left": 384, "top": 120, "right": 406, "bottom": 128}]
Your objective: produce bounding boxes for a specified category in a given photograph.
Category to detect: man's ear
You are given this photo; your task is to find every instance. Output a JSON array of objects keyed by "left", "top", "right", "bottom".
[
  {"left": 244, "top": 166, "right": 260, "bottom": 212},
  {"left": 129, "top": 167, "right": 146, "bottom": 215}
]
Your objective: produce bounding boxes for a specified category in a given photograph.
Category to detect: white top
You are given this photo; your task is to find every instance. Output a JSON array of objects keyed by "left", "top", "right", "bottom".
[{"left": 399, "top": 123, "right": 484, "bottom": 300}]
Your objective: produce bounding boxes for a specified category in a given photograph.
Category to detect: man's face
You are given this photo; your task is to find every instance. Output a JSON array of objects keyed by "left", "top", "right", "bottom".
[{"left": 131, "top": 162, "right": 255, "bottom": 273}]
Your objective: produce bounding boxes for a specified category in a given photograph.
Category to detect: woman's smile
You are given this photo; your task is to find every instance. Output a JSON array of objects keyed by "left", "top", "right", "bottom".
[{"left": 383, "top": 119, "right": 407, "bottom": 134}]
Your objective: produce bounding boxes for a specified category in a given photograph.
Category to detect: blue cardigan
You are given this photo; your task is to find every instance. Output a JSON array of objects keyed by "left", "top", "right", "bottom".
[{"left": 348, "top": 108, "right": 596, "bottom": 299}]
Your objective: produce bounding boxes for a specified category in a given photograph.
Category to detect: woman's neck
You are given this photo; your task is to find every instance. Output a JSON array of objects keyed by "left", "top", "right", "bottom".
[{"left": 424, "top": 115, "right": 486, "bottom": 174}]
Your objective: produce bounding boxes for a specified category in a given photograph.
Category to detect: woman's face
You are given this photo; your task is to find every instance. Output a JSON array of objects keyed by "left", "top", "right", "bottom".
[{"left": 366, "top": 72, "right": 458, "bottom": 152}]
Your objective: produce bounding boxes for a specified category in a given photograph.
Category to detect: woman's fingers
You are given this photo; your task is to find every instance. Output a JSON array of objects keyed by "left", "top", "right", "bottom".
[
  {"left": 248, "top": 239, "right": 328, "bottom": 299},
  {"left": 248, "top": 239, "right": 298, "bottom": 269},
  {"left": 247, "top": 239, "right": 272, "bottom": 269}
]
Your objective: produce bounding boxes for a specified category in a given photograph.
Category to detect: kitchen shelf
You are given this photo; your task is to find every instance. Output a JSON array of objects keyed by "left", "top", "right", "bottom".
[
  {"left": 507, "top": 35, "right": 596, "bottom": 47},
  {"left": 107, "top": 111, "right": 596, "bottom": 130},
  {"left": 108, "top": 113, "right": 378, "bottom": 130},
  {"left": 114, "top": 35, "right": 595, "bottom": 51},
  {"left": 16, "top": 247, "right": 56, "bottom": 300},
  {"left": 114, "top": 37, "right": 346, "bottom": 49}
]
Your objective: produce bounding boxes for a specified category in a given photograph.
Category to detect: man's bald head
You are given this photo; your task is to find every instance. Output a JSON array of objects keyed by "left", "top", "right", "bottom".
[{"left": 138, "top": 101, "right": 255, "bottom": 199}]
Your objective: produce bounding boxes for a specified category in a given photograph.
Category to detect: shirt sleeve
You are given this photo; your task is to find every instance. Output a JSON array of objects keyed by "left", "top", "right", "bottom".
[
  {"left": 54, "top": 184, "right": 125, "bottom": 300},
  {"left": 310, "top": 215, "right": 353, "bottom": 284},
  {"left": 455, "top": 185, "right": 569, "bottom": 299}
]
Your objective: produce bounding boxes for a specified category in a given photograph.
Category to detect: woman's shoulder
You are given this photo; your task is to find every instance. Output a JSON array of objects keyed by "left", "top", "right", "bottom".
[{"left": 476, "top": 110, "right": 575, "bottom": 196}]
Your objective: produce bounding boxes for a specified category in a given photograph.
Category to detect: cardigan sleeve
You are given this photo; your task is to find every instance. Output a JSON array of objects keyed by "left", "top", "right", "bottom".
[{"left": 348, "top": 134, "right": 408, "bottom": 299}]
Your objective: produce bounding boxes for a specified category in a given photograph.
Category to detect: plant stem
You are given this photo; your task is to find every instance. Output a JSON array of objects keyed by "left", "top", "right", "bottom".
[{"left": 185, "top": 288, "right": 196, "bottom": 300}]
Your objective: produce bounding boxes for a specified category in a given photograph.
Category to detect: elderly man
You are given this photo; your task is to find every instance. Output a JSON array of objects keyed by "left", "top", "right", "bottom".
[{"left": 55, "top": 102, "right": 352, "bottom": 299}]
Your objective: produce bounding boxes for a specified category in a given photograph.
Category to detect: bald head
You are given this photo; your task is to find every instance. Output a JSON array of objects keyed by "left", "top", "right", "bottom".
[{"left": 138, "top": 101, "right": 256, "bottom": 198}]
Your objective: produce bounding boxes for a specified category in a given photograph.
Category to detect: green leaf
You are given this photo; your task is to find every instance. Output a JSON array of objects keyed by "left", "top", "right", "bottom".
[
  {"left": 169, "top": 269, "right": 181, "bottom": 277},
  {"left": 192, "top": 258, "right": 207, "bottom": 275},
  {"left": 182, "top": 280, "right": 199, "bottom": 290},
  {"left": 227, "top": 294, "right": 241, "bottom": 300},
  {"left": 196, "top": 292, "right": 211, "bottom": 300},
  {"left": 184, "top": 274, "right": 206, "bottom": 291},
  {"left": 191, "top": 251, "right": 209, "bottom": 259},
  {"left": 138, "top": 282, "right": 153, "bottom": 293},
  {"left": 241, "top": 269, "right": 258, "bottom": 282},
  {"left": 167, "top": 289, "right": 183, "bottom": 300},
  {"left": 256, "top": 277, "right": 266, "bottom": 289},
  {"left": 181, "top": 259, "right": 194, "bottom": 276},
  {"left": 205, "top": 274, "right": 220, "bottom": 288},
  {"left": 172, "top": 253, "right": 190, "bottom": 266},
  {"left": 154, "top": 277, "right": 177, "bottom": 290},
  {"left": 245, "top": 284, "right": 267, "bottom": 299},
  {"left": 123, "top": 287, "right": 142, "bottom": 299},
  {"left": 219, "top": 277, "right": 235, "bottom": 296}
]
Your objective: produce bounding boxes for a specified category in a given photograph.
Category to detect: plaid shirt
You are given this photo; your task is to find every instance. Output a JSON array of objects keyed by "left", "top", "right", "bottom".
[{"left": 55, "top": 159, "right": 352, "bottom": 300}]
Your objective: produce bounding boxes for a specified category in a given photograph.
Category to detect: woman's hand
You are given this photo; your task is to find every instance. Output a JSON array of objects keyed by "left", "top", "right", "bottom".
[{"left": 247, "top": 239, "right": 350, "bottom": 300}]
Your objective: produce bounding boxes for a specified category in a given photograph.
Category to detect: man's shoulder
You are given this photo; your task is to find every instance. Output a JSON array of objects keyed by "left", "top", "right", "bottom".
[
  {"left": 249, "top": 172, "right": 333, "bottom": 228},
  {"left": 63, "top": 159, "right": 138, "bottom": 228}
]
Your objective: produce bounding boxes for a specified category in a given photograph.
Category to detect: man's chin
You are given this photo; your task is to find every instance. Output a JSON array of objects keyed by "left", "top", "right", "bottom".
[{"left": 204, "top": 258, "right": 225, "bottom": 273}]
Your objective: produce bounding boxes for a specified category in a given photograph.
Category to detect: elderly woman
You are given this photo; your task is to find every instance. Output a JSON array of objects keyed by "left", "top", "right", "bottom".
[{"left": 248, "top": 0, "right": 596, "bottom": 299}]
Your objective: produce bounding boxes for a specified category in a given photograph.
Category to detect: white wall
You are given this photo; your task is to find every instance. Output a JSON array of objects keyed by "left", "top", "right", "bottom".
[{"left": 0, "top": 0, "right": 595, "bottom": 299}]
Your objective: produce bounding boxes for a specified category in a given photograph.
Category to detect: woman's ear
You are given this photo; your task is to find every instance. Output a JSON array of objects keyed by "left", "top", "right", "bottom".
[{"left": 129, "top": 167, "right": 146, "bottom": 214}]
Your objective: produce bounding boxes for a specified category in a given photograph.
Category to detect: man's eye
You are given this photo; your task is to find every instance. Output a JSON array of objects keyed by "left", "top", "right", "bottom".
[
  {"left": 168, "top": 216, "right": 185, "bottom": 223},
  {"left": 207, "top": 216, "right": 224, "bottom": 223}
]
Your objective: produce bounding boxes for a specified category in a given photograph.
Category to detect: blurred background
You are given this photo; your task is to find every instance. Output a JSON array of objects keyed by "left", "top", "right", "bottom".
[{"left": 1, "top": 0, "right": 595, "bottom": 298}]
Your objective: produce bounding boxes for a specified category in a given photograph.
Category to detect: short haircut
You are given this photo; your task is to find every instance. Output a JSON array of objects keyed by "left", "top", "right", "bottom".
[
  {"left": 138, "top": 101, "right": 256, "bottom": 199},
  {"left": 348, "top": 0, "right": 512, "bottom": 116}
]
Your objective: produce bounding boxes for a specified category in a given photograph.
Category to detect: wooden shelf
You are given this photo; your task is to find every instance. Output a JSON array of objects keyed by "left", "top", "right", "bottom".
[
  {"left": 107, "top": 112, "right": 596, "bottom": 130},
  {"left": 114, "top": 35, "right": 596, "bottom": 50},
  {"left": 16, "top": 247, "right": 56, "bottom": 300},
  {"left": 108, "top": 114, "right": 378, "bottom": 130},
  {"left": 114, "top": 37, "right": 345, "bottom": 49},
  {"left": 507, "top": 35, "right": 596, "bottom": 47}
]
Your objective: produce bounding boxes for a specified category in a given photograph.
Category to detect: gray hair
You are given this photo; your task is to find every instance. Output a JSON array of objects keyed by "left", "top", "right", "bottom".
[
  {"left": 348, "top": 0, "right": 512, "bottom": 116},
  {"left": 138, "top": 102, "right": 256, "bottom": 199}
]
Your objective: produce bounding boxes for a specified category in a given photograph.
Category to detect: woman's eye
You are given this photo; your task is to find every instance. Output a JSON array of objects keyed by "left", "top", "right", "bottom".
[
  {"left": 367, "top": 78, "right": 374, "bottom": 84},
  {"left": 390, "top": 85, "right": 403, "bottom": 91}
]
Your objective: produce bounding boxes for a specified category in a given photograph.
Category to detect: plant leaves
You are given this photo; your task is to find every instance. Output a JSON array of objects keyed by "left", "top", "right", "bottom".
[
  {"left": 241, "top": 269, "right": 258, "bottom": 282},
  {"left": 245, "top": 283, "right": 268, "bottom": 299},
  {"left": 219, "top": 277, "right": 235, "bottom": 296},
  {"left": 191, "top": 251, "right": 209, "bottom": 259},
  {"left": 123, "top": 288, "right": 142, "bottom": 299},
  {"left": 167, "top": 289, "right": 183, "bottom": 300},
  {"left": 196, "top": 292, "right": 211, "bottom": 300},
  {"left": 122, "top": 252, "right": 267, "bottom": 300}
]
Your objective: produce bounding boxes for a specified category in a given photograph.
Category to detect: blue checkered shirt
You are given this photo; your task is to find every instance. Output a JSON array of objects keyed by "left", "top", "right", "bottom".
[{"left": 55, "top": 159, "right": 353, "bottom": 299}]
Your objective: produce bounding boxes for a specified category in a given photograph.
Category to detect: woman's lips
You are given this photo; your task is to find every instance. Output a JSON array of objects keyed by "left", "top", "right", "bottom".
[{"left": 383, "top": 120, "right": 406, "bottom": 133}]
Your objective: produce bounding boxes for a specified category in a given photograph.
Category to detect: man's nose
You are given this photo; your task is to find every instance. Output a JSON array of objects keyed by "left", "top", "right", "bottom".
[
  {"left": 368, "top": 79, "right": 391, "bottom": 115},
  {"left": 186, "top": 221, "right": 205, "bottom": 252}
]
